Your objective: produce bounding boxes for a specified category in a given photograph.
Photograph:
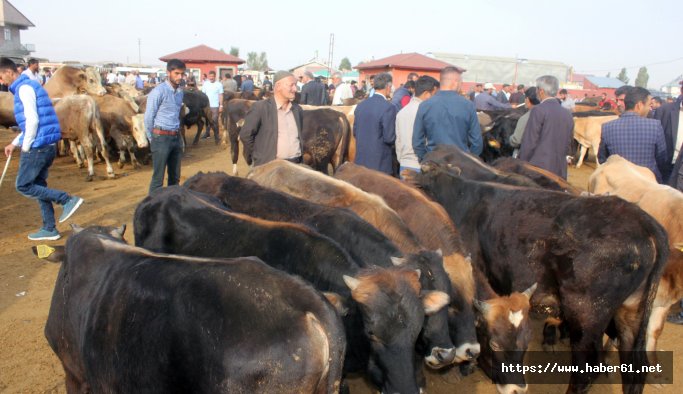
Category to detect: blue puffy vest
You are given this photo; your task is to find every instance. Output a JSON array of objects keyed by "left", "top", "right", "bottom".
[{"left": 10, "top": 74, "right": 61, "bottom": 148}]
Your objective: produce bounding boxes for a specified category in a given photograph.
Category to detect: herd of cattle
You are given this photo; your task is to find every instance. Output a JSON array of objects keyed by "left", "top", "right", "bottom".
[
  {"left": 5, "top": 66, "right": 682, "bottom": 393},
  {"left": 32, "top": 146, "right": 683, "bottom": 393}
]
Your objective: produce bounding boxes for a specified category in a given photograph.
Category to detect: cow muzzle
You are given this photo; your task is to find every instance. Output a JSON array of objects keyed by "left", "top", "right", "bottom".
[
  {"left": 454, "top": 342, "right": 481, "bottom": 363},
  {"left": 425, "top": 347, "right": 457, "bottom": 369}
]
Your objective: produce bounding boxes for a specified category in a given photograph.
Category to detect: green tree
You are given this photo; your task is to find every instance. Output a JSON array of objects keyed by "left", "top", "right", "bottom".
[
  {"left": 230, "top": 47, "right": 240, "bottom": 57},
  {"left": 617, "top": 68, "right": 629, "bottom": 84},
  {"left": 339, "top": 57, "right": 352, "bottom": 71},
  {"left": 246, "top": 52, "right": 269, "bottom": 71},
  {"left": 635, "top": 67, "right": 649, "bottom": 88}
]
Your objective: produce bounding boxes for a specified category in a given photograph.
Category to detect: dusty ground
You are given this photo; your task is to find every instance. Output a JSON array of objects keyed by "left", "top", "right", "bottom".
[{"left": 0, "top": 127, "right": 680, "bottom": 393}]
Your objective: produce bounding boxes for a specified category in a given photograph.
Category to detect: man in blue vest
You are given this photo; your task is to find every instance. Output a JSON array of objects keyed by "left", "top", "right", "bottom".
[{"left": 2, "top": 58, "right": 84, "bottom": 241}]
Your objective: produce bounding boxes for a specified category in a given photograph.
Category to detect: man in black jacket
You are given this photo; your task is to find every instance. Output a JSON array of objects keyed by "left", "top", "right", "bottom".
[
  {"left": 656, "top": 93, "right": 683, "bottom": 188},
  {"left": 300, "top": 71, "right": 326, "bottom": 106},
  {"left": 239, "top": 71, "right": 304, "bottom": 166}
]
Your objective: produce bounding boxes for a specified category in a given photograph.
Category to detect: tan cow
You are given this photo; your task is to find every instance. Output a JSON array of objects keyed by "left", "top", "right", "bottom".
[
  {"left": 572, "top": 115, "right": 618, "bottom": 168},
  {"left": 589, "top": 155, "right": 683, "bottom": 372},
  {"left": 93, "top": 95, "right": 147, "bottom": 169},
  {"left": 45, "top": 66, "right": 106, "bottom": 98},
  {"left": 0, "top": 91, "right": 16, "bottom": 127},
  {"left": 53, "top": 95, "right": 114, "bottom": 181}
]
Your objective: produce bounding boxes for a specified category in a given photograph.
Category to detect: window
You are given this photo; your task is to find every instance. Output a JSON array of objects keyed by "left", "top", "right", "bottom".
[{"left": 4, "top": 28, "right": 10, "bottom": 41}]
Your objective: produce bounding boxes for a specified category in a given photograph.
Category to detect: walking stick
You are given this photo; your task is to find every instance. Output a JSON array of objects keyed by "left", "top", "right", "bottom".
[{"left": 0, "top": 153, "right": 12, "bottom": 190}]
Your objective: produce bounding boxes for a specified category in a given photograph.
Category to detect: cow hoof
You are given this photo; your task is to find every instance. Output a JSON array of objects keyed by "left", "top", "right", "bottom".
[
  {"left": 85, "top": 175, "right": 93, "bottom": 182},
  {"left": 77, "top": 163, "right": 85, "bottom": 169},
  {"left": 107, "top": 173, "right": 116, "bottom": 179},
  {"left": 118, "top": 162, "right": 125, "bottom": 169},
  {"left": 133, "top": 163, "right": 142, "bottom": 170}
]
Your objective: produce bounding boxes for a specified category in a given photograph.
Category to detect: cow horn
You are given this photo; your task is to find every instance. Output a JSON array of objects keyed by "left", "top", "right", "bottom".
[
  {"left": 523, "top": 283, "right": 538, "bottom": 299},
  {"left": 390, "top": 256, "right": 406, "bottom": 266},
  {"left": 111, "top": 224, "right": 127, "bottom": 239},
  {"left": 70, "top": 223, "right": 84, "bottom": 233},
  {"left": 473, "top": 299, "right": 492, "bottom": 314},
  {"left": 465, "top": 254, "right": 473, "bottom": 264},
  {"left": 434, "top": 248, "right": 443, "bottom": 257},
  {"left": 414, "top": 269, "right": 421, "bottom": 279},
  {"left": 343, "top": 275, "right": 360, "bottom": 291}
]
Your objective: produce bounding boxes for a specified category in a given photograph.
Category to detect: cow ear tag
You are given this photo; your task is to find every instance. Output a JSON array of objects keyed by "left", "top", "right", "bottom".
[{"left": 35, "top": 244, "right": 56, "bottom": 259}]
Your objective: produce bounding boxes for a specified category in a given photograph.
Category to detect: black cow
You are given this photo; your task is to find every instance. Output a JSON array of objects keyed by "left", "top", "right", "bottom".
[
  {"left": 41, "top": 225, "right": 346, "bottom": 394},
  {"left": 134, "top": 186, "right": 450, "bottom": 394},
  {"left": 414, "top": 163, "right": 668, "bottom": 394},
  {"left": 302, "top": 108, "right": 351, "bottom": 173},
  {"left": 479, "top": 108, "right": 526, "bottom": 162},
  {"left": 221, "top": 98, "right": 254, "bottom": 175},
  {"left": 424, "top": 144, "right": 540, "bottom": 187},
  {"left": 183, "top": 171, "right": 457, "bottom": 369},
  {"left": 181, "top": 90, "right": 214, "bottom": 146},
  {"left": 491, "top": 157, "right": 582, "bottom": 195}
]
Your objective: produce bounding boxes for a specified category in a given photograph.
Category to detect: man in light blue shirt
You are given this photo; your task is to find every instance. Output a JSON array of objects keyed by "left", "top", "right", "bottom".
[
  {"left": 201, "top": 70, "right": 224, "bottom": 143},
  {"left": 475, "top": 82, "right": 512, "bottom": 111},
  {"left": 144, "top": 59, "right": 185, "bottom": 193}
]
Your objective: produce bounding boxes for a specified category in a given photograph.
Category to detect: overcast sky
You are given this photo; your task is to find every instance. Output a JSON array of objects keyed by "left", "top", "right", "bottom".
[{"left": 17, "top": 0, "right": 683, "bottom": 88}]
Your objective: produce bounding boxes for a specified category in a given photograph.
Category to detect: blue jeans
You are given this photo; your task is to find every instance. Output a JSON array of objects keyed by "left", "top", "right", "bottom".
[
  {"left": 149, "top": 134, "right": 182, "bottom": 194},
  {"left": 15, "top": 144, "right": 69, "bottom": 231}
]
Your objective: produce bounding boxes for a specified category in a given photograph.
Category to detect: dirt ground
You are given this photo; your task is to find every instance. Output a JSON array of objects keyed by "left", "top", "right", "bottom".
[{"left": 0, "top": 127, "right": 680, "bottom": 393}]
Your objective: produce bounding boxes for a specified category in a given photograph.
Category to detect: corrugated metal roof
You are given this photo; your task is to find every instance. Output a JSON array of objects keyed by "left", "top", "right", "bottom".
[
  {"left": 355, "top": 53, "right": 460, "bottom": 72},
  {"left": 662, "top": 75, "right": 683, "bottom": 88},
  {"left": 159, "top": 45, "right": 245, "bottom": 63},
  {"left": 0, "top": 0, "right": 34, "bottom": 28},
  {"left": 585, "top": 76, "right": 626, "bottom": 89}
]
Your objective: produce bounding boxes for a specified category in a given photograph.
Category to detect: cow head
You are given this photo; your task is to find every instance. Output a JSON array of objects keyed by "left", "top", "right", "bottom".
[
  {"left": 31, "top": 224, "right": 127, "bottom": 263},
  {"left": 397, "top": 250, "right": 474, "bottom": 369},
  {"left": 344, "top": 267, "right": 450, "bottom": 394},
  {"left": 131, "top": 114, "right": 148, "bottom": 148},
  {"left": 84, "top": 67, "right": 106, "bottom": 96},
  {"left": 474, "top": 283, "right": 536, "bottom": 394}
]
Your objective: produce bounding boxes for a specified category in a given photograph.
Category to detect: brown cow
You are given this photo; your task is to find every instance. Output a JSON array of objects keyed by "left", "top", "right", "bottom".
[
  {"left": 53, "top": 95, "right": 114, "bottom": 181},
  {"left": 491, "top": 157, "right": 583, "bottom": 195},
  {"left": 93, "top": 95, "right": 147, "bottom": 169},
  {"left": 249, "top": 159, "right": 424, "bottom": 255},
  {"left": 45, "top": 66, "right": 106, "bottom": 98},
  {"left": 572, "top": 115, "right": 618, "bottom": 168},
  {"left": 105, "top": 83, "right": 140, "bottom": 112}
]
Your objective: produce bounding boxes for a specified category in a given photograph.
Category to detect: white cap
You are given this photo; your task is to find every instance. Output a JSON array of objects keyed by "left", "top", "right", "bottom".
[{"left": 484, "top": 82, "right": 495, "bottom": 90}]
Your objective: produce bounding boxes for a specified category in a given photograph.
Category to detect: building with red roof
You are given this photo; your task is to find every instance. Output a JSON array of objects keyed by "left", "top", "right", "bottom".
[
  {"left": 159, "top": 44, "right": 245, "bottom": 81},
  {"left": 355, "top": 53, "right": 459, "bottom": 86}
]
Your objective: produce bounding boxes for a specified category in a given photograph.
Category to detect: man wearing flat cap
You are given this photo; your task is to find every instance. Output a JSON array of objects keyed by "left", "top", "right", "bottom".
[{"left": 240, "top": 70, "right": 304, "bottom": 166}]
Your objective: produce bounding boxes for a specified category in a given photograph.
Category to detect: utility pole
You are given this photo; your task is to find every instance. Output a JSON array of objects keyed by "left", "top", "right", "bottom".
[
  {"left": 327, "top": 33, "right": 334, "bottom": 78},
  {"left": 138, "top": 38, "right": 141, "bottom": 65}
]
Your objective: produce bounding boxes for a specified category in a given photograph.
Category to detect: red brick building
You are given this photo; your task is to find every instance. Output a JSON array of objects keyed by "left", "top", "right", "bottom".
[
  {"left": 355, "top": 53, "right": 458, "bottom": 86},
  {"left": 159, "top": 44, "right": 245, "bottom": 81}
]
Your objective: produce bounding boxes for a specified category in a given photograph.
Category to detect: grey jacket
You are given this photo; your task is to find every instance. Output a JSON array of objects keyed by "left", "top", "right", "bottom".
[{"left": 239, "top": 97, "right": 304, "bottom": 166}]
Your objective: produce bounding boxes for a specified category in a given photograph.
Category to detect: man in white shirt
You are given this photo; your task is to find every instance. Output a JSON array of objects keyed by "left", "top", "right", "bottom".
[
  {"left": 200, "top": 71, "right": 224, "bottom": 143},
  {"left": 331, "top": 72, "right": 353, "bottom": 105},
  {"left": 22, "top": 58, "right": 41, "bottom": 84},
  {"left": 116, "top": 73, "right": 125, "bottom": 84},
  {"left": 395, "top": 76, "right": 439, "bottom": 178},
  {"left": 106, "top": 71, "right": 117, "bottom": 85}
]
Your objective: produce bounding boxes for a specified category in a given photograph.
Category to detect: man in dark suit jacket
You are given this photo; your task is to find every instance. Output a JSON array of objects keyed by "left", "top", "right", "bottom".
[
  {"left": 656, "top": 94, "right": 683, "bottom": 189},
  {"left": 240, "top": 71, "right": 304, "bottom": 166},
  {"left": 353, "top": 72, "right": 397, "bottom": 175},
  {"left": 518, "top": 75, "right": 574, "bottom": 179},
  {"left": 300, "top": 71, "right": 326, "bottom": 106}
]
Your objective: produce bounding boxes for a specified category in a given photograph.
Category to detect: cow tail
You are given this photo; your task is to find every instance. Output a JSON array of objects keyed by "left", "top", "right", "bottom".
[
  {"left": 334, "top": 113, "right": 351, "bottom": 172},
  {"left": 627, "top": 216, "right": 668, "bottom": 394}
]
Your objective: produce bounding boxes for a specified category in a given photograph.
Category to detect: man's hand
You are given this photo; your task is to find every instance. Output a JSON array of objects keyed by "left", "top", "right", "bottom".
[{"left": 4, "top": 143, "right": 16, "bottom": 157}]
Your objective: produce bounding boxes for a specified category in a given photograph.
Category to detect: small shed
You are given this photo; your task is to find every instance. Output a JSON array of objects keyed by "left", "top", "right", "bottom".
[
  {"left": 159, "top": 44, "right": 245, "bottom": 81},
  {"left": 355, "top": 53, "right": 458, "bottom": 86}
]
